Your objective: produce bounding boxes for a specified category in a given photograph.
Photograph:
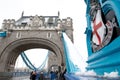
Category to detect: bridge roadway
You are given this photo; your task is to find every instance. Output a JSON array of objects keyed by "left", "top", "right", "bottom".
[
  {"left": 12, "top": 76, "right": 29, "bottom": 80},
  {"left": 12, "top": 76, "right": 50, "bottom": 80},
  {"left": 13, "top": 76, "right": 120, "bottom": 80},
  {"left": 2, "top": 75, "right": 120, "bottom": 80},
  {"left": 13, "top": 75, "right": 120, "bottom": 80},
  {"left": 1, "top": 72, "right": 120, "bottom": 80},
  {"left": 0, "top": 72, "right": 31, "bottom": 80}
]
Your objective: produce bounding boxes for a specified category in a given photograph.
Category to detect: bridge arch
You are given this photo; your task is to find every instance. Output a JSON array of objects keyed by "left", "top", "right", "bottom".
[
  {"left": 0, "top": 38, "right": 64, "bottom": 72},
  {"left": 0, "top": 15, "right": 73, "bottom": 75}
]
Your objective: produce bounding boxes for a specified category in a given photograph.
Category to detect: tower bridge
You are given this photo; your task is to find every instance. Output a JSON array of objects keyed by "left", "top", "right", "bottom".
[
  {"left": 1, "top": 0, "right": 120, "bottom": 80},
  {"left": 0, "top": 13, "right": 73, "bottom": 79}
]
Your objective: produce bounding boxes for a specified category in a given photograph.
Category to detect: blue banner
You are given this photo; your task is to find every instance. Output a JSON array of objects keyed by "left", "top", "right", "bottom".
[
  {"left": 62, "top": 32, "right": 84, "bottom": 73},
  {"left": 0, "top": 31, "right": 6, "bottom": 37}
]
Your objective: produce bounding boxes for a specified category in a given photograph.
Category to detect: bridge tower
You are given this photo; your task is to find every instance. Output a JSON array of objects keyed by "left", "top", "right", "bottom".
[{"left": 0, "top": 13, "right": 73, "bottom": 72}]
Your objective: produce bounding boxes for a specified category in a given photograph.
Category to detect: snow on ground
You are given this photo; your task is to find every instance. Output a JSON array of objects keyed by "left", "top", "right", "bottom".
[
  {"left": 75, "top": 70, "right": 97, "bottom": 76},
  {"left": 75, "top": 70, "right": 119, "bottom": 78},
  {"left": 70, "top": 70, "right": 120, "bottom": 80},
  {"left": 104, "top": 71, "right": 119, "bottom": 78}
]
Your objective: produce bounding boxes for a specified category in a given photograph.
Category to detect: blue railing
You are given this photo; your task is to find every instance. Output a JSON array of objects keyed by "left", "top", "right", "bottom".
[
  {"left": 0, "top": 31, "right": 6, "bottom": 37},
  {"left": 85, "top": 0, "right": 120, "bottom": 76}
]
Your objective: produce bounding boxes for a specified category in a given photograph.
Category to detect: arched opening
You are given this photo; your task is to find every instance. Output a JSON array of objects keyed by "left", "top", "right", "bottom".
[
  {"left": 0, "top": 38, "right": 64, "bottom": 72},
  {"left": 15, "top": 48, "right": 49, "bottom": 72}
]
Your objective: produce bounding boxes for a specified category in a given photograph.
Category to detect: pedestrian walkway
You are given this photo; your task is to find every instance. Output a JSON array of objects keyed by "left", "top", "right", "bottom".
[
  {"left": 12, "top": 76, "right": 30, "bottom": 80},
  {"left": 22, "top": 79, "right": 29, "bottom": 80}
]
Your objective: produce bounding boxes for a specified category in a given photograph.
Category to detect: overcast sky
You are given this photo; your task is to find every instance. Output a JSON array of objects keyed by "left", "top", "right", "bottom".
[{"left": 0, "top": 0, "right": 88, "bottom": 70}]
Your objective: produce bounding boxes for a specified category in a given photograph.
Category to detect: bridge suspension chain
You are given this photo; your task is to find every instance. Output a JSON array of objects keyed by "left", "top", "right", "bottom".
[{"left": 20, "top": 51, "right": 49, "bottom": 71}]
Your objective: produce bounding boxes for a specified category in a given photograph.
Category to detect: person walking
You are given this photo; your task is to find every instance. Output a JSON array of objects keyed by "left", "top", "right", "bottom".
[
  {"left": 40, "top": 71, "right": 44, "bottom": 80},
  {"left": 36, "top": 71, "right": 40, "bottom": 80},
  {"left": 30, "top": 71, "right": 36, "bottom": 80},
  {"left": 30, "top": 71, "right": 33, "bottom": 80}
]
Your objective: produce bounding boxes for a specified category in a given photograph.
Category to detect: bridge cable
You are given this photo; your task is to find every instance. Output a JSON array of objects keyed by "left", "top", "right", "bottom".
[
  {"left": 21, "top": 52, "right": 36, "bottom": 70},
  {"left": 20, "top": 51, "right": 49, "bottom": 71}
]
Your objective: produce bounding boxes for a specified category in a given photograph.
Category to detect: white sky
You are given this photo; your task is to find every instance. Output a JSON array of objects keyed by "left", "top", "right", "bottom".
[{"left": 0, "top": 0, "right": 88, "bottom": 69}]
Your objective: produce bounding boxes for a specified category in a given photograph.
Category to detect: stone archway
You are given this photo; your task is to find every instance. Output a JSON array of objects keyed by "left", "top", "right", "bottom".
[
  {"left": 0, "top": 15, "right": 73, "bottom": 74},
  {"left": 0, "top": 38, "right": 64, "bottom": 72}
]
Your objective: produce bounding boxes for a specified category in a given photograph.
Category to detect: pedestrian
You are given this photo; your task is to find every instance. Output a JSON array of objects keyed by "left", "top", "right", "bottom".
[
  {"left": 61, "top": 69, "right": 66, "bottom": 80},
  {"left": 50, "top": 71, "right": 54, "bottom": 80},
  {"left": 50, "top": 71, "right": 57, "bottom": 80},
  {"left": 40, "top": 71, "right": 44, "bottom": 80},
  {"left": 30, "top": 71, "right": 36, "bottom": 80},
  {"left": 36, "top": 71, "right": 40, "bottom": 80},
  {"left": 30, "top": 71, "right": 33, "bottom": 80}
]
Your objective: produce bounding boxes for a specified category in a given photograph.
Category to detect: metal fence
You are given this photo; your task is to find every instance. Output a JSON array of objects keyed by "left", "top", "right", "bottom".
[{"left": 0, "top": 72, "right": 30, "bottom": 78}]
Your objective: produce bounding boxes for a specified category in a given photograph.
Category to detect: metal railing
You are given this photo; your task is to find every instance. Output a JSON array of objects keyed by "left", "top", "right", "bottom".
[{"left": 0, "top": 72, "right": 30, "bottom": 78}]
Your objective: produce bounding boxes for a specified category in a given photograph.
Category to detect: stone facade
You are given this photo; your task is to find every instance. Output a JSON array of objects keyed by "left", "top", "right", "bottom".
[{"left": 0, "top": 14, "right": 73, "bottom": 72}]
